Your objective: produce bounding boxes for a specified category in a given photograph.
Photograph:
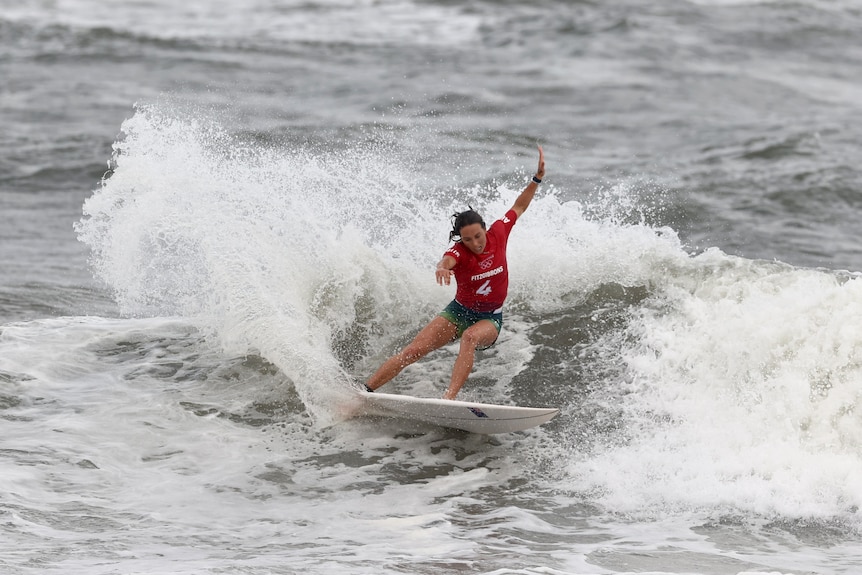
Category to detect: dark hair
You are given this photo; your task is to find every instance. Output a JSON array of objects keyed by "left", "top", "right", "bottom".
[{"left": 449, "top": 208, "right": 485, "bottom": 242}]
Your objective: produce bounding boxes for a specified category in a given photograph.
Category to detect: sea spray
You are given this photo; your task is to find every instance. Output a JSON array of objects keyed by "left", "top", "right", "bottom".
[
  {"left": 570, "top": 250, "right": 862, "bottom": 522},
  {"left": 76, "top": 105, "right": 451, "bottom": 422},
  {"left": 76, "top": 105, "right": 693, "bottom": 424}
]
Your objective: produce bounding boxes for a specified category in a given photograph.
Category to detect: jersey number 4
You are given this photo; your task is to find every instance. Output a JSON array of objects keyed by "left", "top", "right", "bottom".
[{"left": 476, "top": 279, "right": 493, "bottom": 296}]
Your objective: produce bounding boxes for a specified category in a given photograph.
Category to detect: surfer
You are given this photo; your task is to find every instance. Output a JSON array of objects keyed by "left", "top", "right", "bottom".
[{"left": 365, "top": 145, "right": 545, "bottom": 399}]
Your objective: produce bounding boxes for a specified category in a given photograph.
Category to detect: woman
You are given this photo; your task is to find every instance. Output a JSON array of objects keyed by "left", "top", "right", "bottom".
[{"left": 365, "top": 145, "right": 545, "bottom": 399}]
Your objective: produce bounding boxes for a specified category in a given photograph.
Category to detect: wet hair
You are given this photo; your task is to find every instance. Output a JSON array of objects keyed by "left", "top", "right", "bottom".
[{"left": 449, "top": 207, "right": 485, "bottom": 242}]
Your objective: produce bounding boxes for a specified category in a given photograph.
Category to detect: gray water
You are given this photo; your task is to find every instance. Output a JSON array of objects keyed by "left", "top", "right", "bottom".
[{"left": 2, "top": 1, "right": 862, "bottom": 574}]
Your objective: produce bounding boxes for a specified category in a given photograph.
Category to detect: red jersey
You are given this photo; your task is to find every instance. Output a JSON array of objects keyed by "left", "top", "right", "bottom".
[{"left": 443, "top": 209, "right": 518, "bottom": 313}]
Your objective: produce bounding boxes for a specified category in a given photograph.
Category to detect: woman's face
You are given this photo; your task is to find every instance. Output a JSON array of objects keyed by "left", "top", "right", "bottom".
[{"left": 459, "top": 223, "right": 487, "bottom": 254}]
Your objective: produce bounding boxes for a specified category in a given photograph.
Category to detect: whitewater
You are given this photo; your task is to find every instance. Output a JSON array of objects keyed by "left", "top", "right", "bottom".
[{"left": 4, "top": 1, "right": 862, "bottom": 573}]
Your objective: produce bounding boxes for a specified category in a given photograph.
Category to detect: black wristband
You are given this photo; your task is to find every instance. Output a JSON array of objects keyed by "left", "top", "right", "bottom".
[{"left": 532, "top": 176, "right": 542, "bottom": 184}]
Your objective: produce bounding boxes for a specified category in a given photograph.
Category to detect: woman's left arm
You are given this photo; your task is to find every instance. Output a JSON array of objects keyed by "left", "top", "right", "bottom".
[{"left": 511, "top": 145, "right": 545, "bottom": 218}]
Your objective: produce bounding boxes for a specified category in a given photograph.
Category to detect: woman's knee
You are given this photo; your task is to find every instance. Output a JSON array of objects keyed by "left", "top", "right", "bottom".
[
  {"left": 460, "top": 326, "right": 495, "bottom": 349},
  {"left": 459, "top": 331, "right": 480, "bottom": 349},
  {"left": 461, "top": 331, "right": 493, "bottom": 350}
]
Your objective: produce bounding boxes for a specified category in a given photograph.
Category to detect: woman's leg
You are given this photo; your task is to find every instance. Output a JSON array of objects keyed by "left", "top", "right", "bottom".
[
  {"left": 442, "top": 320, "right": 499, "bottom": 400},
  {"left": 365, "top": 316, "right": 458, "bottom": 391}
]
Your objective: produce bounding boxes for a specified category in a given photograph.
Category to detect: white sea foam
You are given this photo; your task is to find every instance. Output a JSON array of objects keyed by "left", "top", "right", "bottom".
[
  {"left": 66, "top": 105, "right": 862, "bottom": 575},
  {"left": 77, "top": 105, "right": 448, "bottom": 422},
  {"left": 568, "top": 250, "right": 862, "bottom": 524},
  {"left": 75, "top": 105, "right": 685, "bottom": 419}
]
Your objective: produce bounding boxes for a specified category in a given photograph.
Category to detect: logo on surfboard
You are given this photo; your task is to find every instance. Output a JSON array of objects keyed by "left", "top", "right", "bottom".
[{"left": 468, "top": 407, "right": 489, "bottom": 418}]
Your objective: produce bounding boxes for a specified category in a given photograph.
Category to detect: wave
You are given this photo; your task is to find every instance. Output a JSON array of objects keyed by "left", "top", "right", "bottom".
[
  {"left": 570, "top": 253, "right": 862, "bottom": 522},
  {"left": 76, "top": 104, "right": 528, "bottom": 420},
  {"left": 74, "top": 104, "right": 862, "bottom": 523},
  {"left": 0, "top": 0, "right": 483, "bottom": 55}
]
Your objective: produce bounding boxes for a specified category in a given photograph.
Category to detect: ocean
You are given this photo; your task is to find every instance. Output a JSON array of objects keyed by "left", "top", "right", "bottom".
[{"left": 2, "top": 1, "right": 862, "bottom": 573}]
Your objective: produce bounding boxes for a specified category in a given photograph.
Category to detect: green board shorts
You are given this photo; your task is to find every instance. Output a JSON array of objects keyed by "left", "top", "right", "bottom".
[{"left": 438, "top": 299, "right": 503, "bottom": 349}]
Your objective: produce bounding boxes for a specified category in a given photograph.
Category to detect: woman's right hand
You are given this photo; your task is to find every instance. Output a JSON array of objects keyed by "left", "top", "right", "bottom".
[{"left": 436, "top": 267, "right": 453, "bottom": 286}]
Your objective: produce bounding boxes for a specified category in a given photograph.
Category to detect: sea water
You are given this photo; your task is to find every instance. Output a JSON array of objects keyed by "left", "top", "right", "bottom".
[{"left": 3, "top": 1, "right": 862, "bottom": 574}]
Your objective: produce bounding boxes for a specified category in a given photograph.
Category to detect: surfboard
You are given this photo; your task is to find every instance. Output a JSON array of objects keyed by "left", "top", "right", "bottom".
[{"left": 359, "top": 391, "right": 559, "bottom": 434}]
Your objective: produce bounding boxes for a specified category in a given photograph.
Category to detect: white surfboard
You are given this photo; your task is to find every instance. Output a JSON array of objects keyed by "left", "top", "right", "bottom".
[{"left": 359, "top": 391, "right": 559, "bottom": 434}]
